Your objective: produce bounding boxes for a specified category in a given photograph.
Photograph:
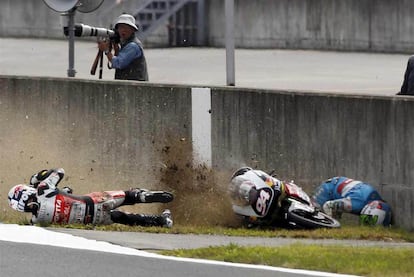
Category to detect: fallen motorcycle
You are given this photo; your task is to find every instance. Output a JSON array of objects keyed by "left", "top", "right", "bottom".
[{"left": 229, "top": 169, "right": 341, "bottom": 229}]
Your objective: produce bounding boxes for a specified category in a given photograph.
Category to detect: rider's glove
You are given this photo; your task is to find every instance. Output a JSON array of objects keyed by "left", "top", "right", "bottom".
[
  {"left": 29, "top": 169, "right": 49, "bottom": 188},
  {"left": 62, "top": 186, "right": 73, "bottom": 194}
]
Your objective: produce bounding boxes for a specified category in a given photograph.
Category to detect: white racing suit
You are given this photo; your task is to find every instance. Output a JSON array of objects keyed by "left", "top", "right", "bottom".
[{"left": 30, "top": 168, "right": 173, "bottom": 227}]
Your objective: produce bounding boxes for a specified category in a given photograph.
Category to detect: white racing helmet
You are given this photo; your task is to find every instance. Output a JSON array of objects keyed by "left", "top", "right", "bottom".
[
  {"left": 8, "top": 184, "right": 38, "bottom": 213},
  {"left": 359, "top": 200, "right": 392, "bottom": 227},
  {"left": 228, "top": 175, "right": 258, "bottom": 206},
  {"left": 230, "top": 167, "right": 253, "bottom": 179}
]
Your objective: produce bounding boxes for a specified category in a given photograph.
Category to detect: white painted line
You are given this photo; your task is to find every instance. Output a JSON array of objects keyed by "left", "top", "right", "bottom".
[{"left": 0, "top": 223, "right": 148, "bottom": 256}]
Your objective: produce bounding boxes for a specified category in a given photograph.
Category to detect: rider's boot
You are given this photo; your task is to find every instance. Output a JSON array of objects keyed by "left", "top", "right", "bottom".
[
  {"left": 323, "top": 199, "right": 348, "bottom": 219},
  {"left": 161, "top": 209, "right": 173, "bottom": 228},
  {"left": 110, "top": 210, "right": 173, "bottom": 228},
  {"left": 125, "top": 188, "right": 174, "bottom": 204}
]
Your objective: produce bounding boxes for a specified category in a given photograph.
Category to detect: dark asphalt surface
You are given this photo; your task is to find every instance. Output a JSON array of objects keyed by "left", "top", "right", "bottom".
[{"left": 1, "top": 240, "right": 311, "bottom": 277}]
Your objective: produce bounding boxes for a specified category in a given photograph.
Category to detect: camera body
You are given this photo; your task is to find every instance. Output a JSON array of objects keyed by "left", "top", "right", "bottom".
[{"left": 64, "top": 23, "right": 120, "bottom": 43}]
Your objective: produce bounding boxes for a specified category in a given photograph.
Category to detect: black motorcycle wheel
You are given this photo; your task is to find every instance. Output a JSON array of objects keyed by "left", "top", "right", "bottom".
[{"left": 286, "top": 209, "right": 341, "bottom": 229}]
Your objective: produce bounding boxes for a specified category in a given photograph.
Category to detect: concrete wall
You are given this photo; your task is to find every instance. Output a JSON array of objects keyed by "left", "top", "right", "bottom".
[
  {"left": 212, "top": 88, "right": 414, "bottom": 230},
  {"left": 1, "top": 76, "right": 413, "bottom": 230},
  {"left": 207, "top": 0, "right": 414, "bottom": 52},
  {"left": 0, "top": 76, "right": 192, "bottom": 190},
  {"left": 2, "top": 0, "right": 414, "bottom": 52}
]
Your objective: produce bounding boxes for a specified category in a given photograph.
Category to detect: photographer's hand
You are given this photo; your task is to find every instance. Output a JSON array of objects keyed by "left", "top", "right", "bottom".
[
  {"left": 98, "top": 40, "right": 113, "bottom": 61},
  {"left": 97, "top": 40, "right": 109, "bottom": 52}
]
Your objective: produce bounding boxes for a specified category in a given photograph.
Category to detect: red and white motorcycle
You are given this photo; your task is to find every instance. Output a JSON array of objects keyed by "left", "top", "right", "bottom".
[{"left": 230, "top": 169, "right": 341, "bottom": 229}]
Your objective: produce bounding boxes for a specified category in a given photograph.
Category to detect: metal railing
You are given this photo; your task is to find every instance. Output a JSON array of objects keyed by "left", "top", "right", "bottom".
[{"left": 99, "top": 0, "right": 205, "bottom": 46}]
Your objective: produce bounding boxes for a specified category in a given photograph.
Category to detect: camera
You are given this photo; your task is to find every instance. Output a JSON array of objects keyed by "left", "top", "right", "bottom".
[{"left": 64, "top": 23, "right": 119, "bottom": 42}]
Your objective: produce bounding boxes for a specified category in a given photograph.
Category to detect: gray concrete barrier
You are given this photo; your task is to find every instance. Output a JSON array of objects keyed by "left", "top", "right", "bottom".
[
  {"left": 208, "top": 0, "right": 414, "bottom": 52},
  {"left": 0, "top": 75, "right": 192, "bottom": 192},
  {"left": 212, "top": 87, "right": 414, "bottom": 230},
  {"left": 1, "top": 76, "right": 413, "bottom": 230}
]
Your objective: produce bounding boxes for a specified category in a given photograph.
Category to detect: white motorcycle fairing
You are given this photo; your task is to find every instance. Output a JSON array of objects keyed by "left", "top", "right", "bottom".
[{"left": 231, "top": 170, "right": 275, "bottom": 218}]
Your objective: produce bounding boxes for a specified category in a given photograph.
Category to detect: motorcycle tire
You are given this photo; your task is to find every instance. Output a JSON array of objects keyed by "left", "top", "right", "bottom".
[{"left": 286, "top": 209, "right": 341, "bottom": 229}]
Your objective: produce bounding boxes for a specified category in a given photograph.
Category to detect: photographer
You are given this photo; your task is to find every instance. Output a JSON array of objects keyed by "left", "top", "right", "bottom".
[
  {"left": 398, "top": 55, "right": 414, "bottom": 95},
  {"left": 98, "top": 14, "right": 148, "bottom": 81}
]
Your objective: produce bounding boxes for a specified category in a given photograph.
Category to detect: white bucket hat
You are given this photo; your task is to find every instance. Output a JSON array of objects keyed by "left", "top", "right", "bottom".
[{"left": 114, "top": 14, "right": 138, "bottom": 31}]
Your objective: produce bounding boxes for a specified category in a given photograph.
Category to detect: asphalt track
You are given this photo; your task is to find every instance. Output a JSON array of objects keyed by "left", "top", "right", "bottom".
[
  {"left": 0, "top": 37, "right": 409, "bottom": 96},
  {"left": 1, "top": 240, "right": 350, "bottom": 277},
  {"left": 0, "top": 224, "right": 357, "bottom": 277}
]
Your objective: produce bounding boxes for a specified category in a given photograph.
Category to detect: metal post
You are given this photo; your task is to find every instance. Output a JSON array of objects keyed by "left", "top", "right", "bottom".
[
  {"left": 196, "top": 0, "right": 205, "bottom": 46},
  {"left": 67, "top": 8, "right": 76, "bottom": 77},
  {"left": 225, "top": 0, "right": 235, "bottom": 86}
]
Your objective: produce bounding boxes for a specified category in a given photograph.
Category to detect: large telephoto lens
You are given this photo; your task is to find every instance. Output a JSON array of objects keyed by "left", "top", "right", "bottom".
[
  {"left": 64, "top": 24, "right": 115, "bottom": 37},
  {"left": 77, "top": 24, "right": 115, "bottom": 37}
]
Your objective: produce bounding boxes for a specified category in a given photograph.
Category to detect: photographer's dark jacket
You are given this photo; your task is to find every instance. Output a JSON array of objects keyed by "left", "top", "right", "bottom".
[{"left": 115, "top": 36, "right": 148, "bottom": 81}]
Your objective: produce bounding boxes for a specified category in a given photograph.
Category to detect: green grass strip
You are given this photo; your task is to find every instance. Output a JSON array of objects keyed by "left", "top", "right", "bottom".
[{"left": 162, "top": 243, "right": 414, "bottom": 276}]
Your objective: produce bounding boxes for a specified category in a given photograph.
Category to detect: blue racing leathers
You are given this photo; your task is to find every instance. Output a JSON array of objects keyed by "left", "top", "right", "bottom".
[{"left": 312, "top": 176, "right": 383, "bottom": 214}]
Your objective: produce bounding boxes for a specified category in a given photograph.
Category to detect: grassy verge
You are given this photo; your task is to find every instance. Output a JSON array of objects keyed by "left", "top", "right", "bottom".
[{"left": 160, "top": 243, "right": 414, "bottom": 277}]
